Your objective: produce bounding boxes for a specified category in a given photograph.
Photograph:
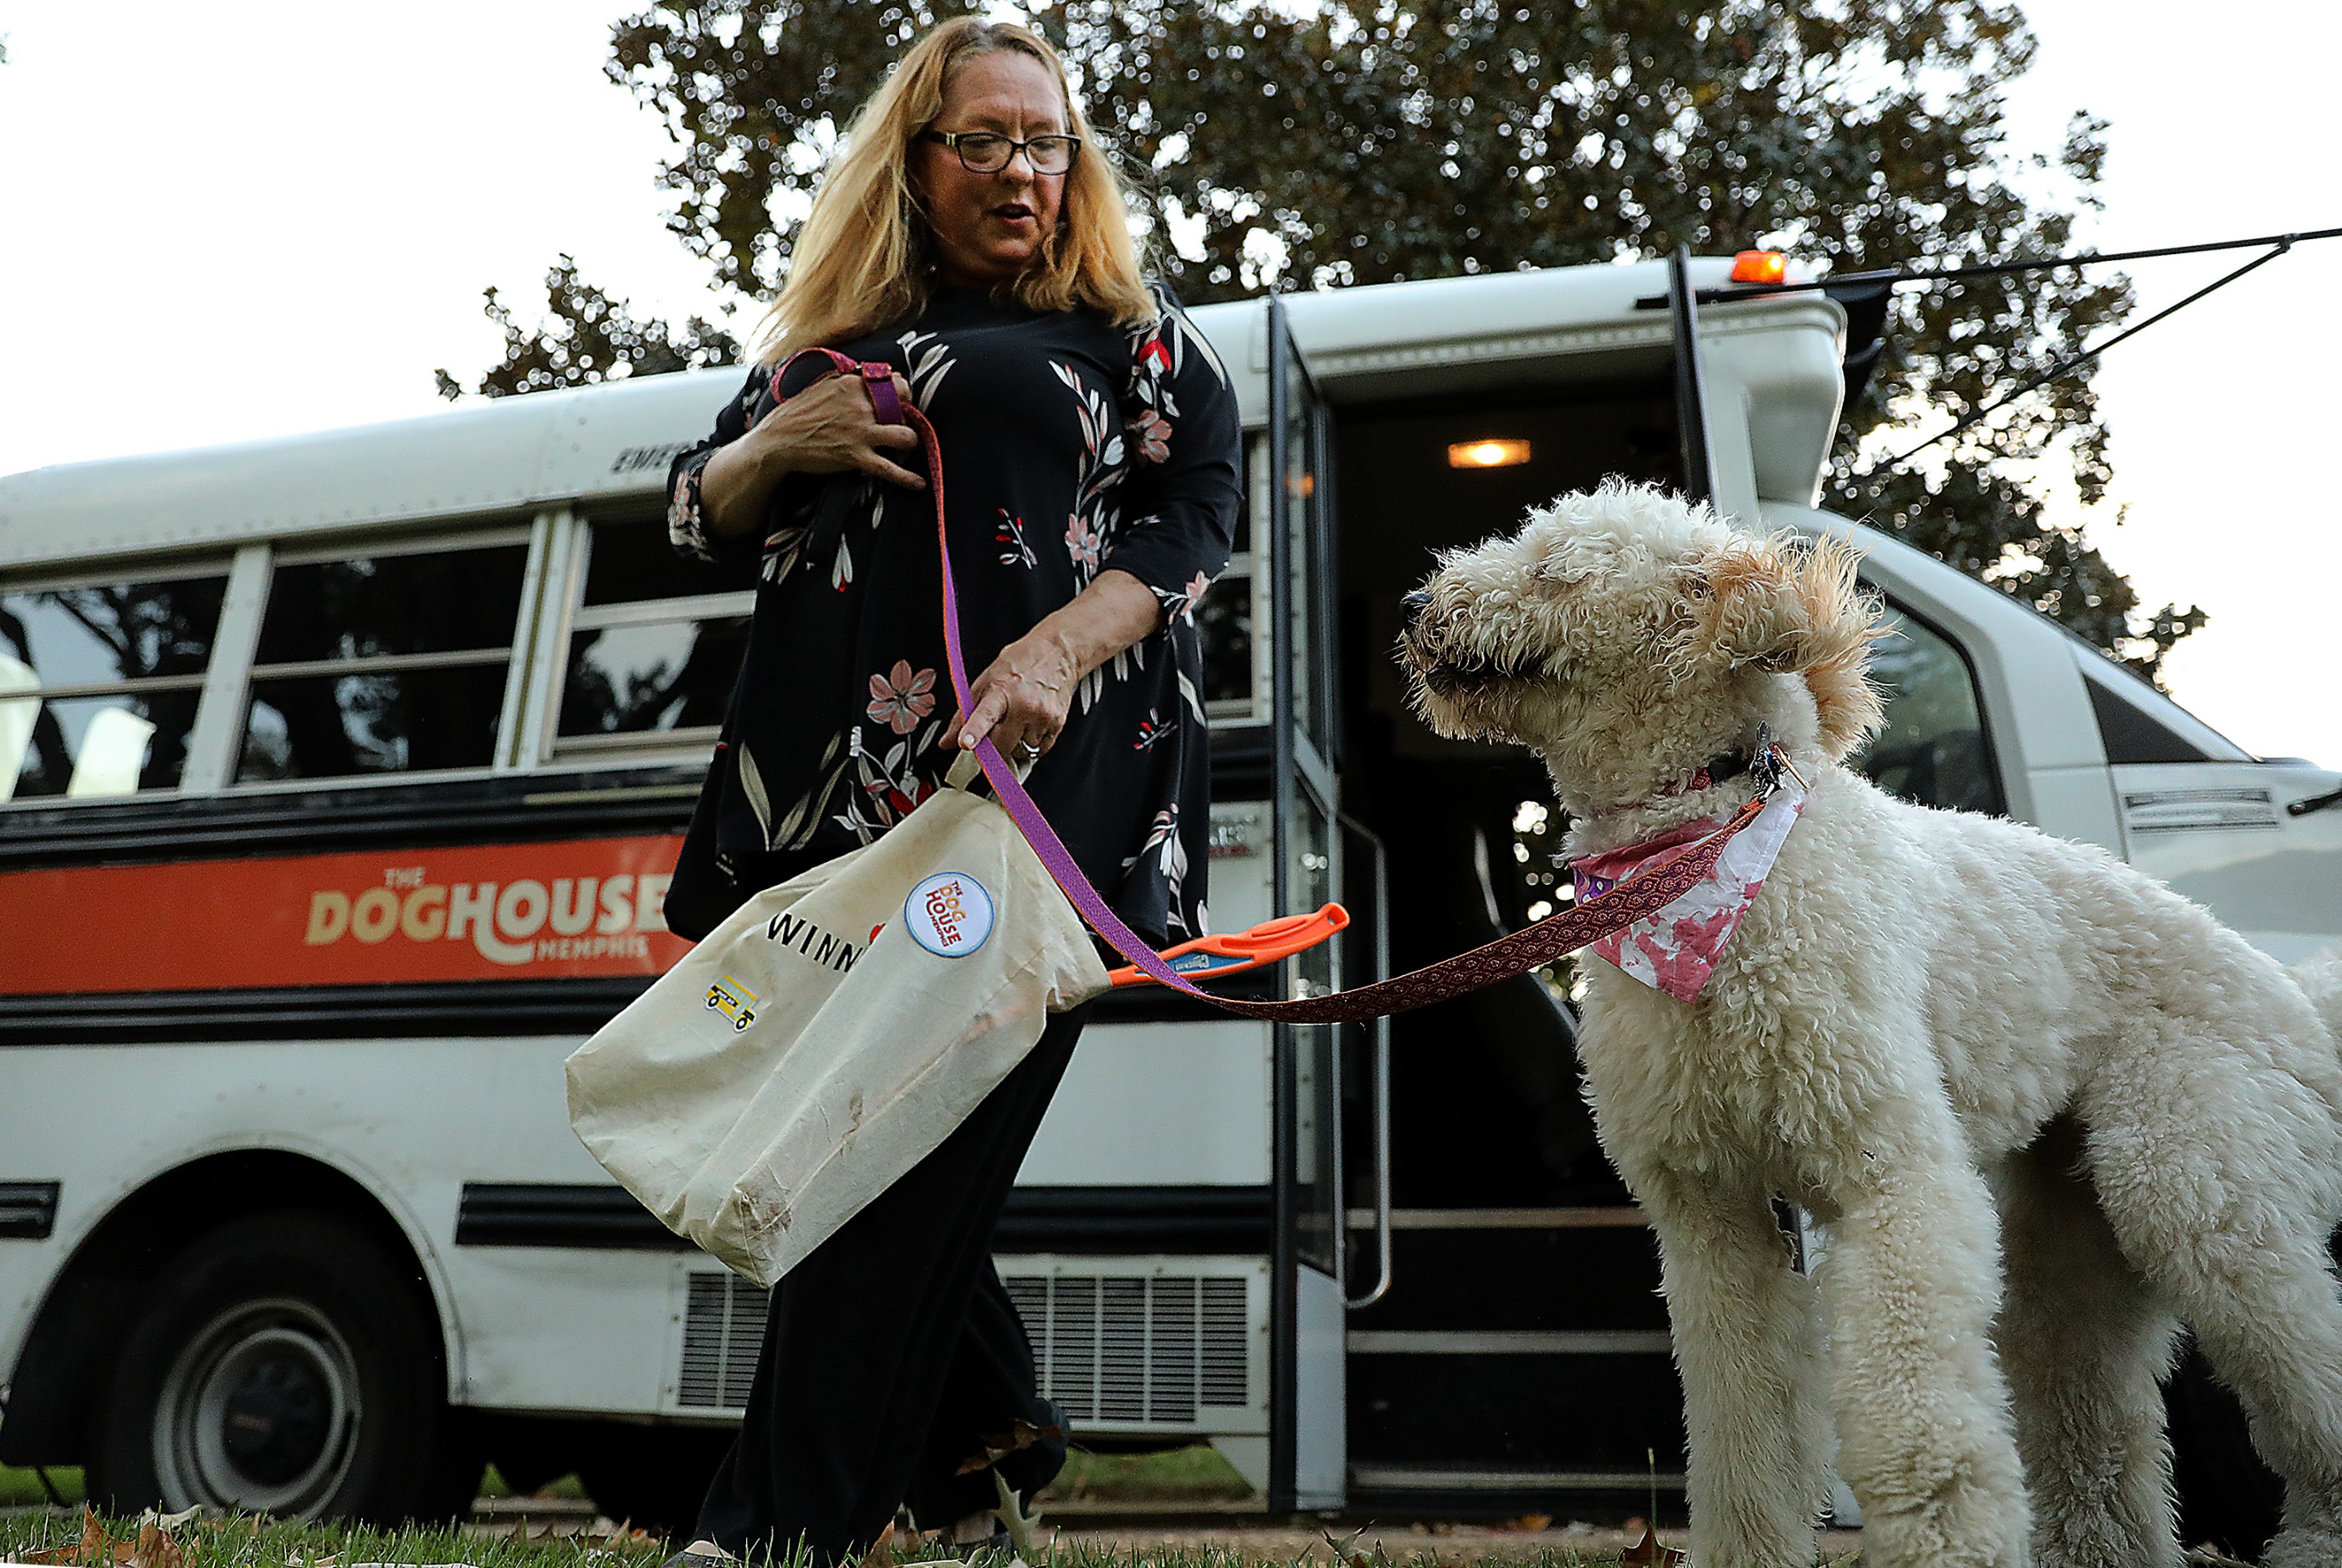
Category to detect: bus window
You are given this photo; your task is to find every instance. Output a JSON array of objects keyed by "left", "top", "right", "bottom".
[
  {"left": 0, "top": 570, "right": 227, "bottom": 801},
  {"left": 552, "top": 518, "right": 753, "bottom": 752},
  {"left": 236, "top": 537, "right": 529, "bottom": 782},
  {"left": 1196, "top": 575, "right": 1255, "bottom": 714},
  {"left": 1852, "top": 603, "right": 2005, "bottom": 816},
  {"left": 1195, "top": 451, "right": 1262, "bottom": 724}
]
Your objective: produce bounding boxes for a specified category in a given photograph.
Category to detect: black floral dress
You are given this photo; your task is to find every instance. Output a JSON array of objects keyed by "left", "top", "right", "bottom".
[{"left": 665, "top": 281, "right": 1240, "bottom": 946}]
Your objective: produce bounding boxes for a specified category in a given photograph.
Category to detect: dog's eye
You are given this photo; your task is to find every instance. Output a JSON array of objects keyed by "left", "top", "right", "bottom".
[{"left": 1680, "top": 569, "right": 1713, "bottom": 601}]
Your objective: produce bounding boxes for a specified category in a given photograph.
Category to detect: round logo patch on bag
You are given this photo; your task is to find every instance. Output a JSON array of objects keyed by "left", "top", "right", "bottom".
[{"left": 905, "top": 872, "right": 995, "bottom": 958}]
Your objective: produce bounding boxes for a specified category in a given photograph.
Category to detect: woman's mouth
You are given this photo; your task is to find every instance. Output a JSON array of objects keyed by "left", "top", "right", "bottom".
[{"left": 991, "top": 204, "right": 1035, "bottom": 226}]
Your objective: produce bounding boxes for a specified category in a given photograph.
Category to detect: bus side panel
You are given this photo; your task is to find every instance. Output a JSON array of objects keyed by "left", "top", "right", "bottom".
[
  {"left": 0, "top": 1039, "right": 676, "bottom": 1418},
  {"left": 2115, "top": 758, "right": 2342, "bottom": 965},
  {"left": 1019, "top": 1020, "right": 1272, "bottom": 1186}
]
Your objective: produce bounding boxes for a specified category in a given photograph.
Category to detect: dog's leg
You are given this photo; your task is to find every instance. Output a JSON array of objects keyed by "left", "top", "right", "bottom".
[
  {"left": 1635, "top": 1167, "right": 1830, "bottom": 1568},
  {"left": 2082, "top": 1055, "right": 2342, "bottom": 1568},
  {"left": 1992, "top": 1125, "right": 2183, "bottom": 1568},
  {"left": 1816, "top": 1145, "right": 2030, "bottom": 1568}
]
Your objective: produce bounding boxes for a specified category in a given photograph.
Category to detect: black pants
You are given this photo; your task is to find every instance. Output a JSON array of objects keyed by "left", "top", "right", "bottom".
[{"left": 693, "top": 1005, "right": 1089, "bottom": 1563}]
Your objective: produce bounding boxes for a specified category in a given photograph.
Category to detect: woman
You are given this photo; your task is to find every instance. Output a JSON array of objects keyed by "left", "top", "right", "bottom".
[{"left": 659, "top": 17, "right": 1240, "bottom": 1565}]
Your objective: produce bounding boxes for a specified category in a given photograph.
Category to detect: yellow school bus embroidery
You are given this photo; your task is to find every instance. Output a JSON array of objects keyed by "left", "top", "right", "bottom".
[{"left": 705, "top": 974, "right": 759, "bottom": 1031}]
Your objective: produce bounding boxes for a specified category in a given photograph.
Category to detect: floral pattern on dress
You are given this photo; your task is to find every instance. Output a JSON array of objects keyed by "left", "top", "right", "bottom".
[
  {"left": 1129, "top": 411, "right": 1172, "bottom": 465},
  {"left": 1065, "top": 513, "right": 1105, "bottom": 577},
  {"left": 1122, "top": 804, "right": 1191, "bottom": 935},
  {"left": 841, "top": 720, "right": 946, "bottom": 836},
  {"left": 996, "top": 511, "right": 1036, "bottom": 569},
  {"left": 866, "top": 661, "right": 938, "bottom": 735},
  {"left": 1151, "top": 568, "right": 1211, "bottom": 625}
]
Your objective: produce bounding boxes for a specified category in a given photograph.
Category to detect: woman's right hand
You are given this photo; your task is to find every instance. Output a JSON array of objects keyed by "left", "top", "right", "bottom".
[{"left": 696, "top": 370, "right": 924, "bottom": 539}]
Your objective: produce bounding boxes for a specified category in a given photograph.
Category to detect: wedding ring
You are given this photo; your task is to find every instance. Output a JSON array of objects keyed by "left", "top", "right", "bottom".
[{"left": 1016, "top": 741, "right": 1042, "bottom": 759}]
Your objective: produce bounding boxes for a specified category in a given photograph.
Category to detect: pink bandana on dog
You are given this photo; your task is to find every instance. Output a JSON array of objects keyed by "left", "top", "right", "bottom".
[{"left": 1567, "top": 784, "right": 1806, "bottom": 1001}]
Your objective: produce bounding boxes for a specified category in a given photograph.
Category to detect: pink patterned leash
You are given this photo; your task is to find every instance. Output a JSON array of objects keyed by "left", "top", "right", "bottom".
[{"left": 772, "top": 350, "right": 1778, "bottom": 1022}]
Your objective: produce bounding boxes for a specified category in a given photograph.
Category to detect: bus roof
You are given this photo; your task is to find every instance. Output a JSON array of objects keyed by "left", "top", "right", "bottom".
[{"left": 1, "top": 256, "right": 1844, "bottom": 573}]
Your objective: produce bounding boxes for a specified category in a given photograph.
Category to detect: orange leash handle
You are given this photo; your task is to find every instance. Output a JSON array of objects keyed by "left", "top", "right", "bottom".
[{"left": 1106, "top": 904, "right": 1351, "bottom": 988}]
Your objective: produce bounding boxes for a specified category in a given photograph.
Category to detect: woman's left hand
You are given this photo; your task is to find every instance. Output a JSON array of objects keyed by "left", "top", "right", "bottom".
[
  {"left": 944, "top": 631, "right": 1078, "bottom": 761},
  {"left": 945, "top": 569, "right": 1162, "bottom": 761}
]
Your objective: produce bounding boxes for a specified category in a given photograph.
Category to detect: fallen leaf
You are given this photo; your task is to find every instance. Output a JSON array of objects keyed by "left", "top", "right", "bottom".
[
  {"left": 1492, "top": 1515, "right": 1550, "bottom": 1534},
  {"left": 79, "top": 1509, "right": 115, "bottom": 1568},
  {"left": 989, "top": 1468, "right": 1041, "bottom": 1557},
  {"left": 1619, "top": 1523, "right": 1685, "bottom": 1568},
  {"left": 1319, "top": 1525, "right": 1389, "bottom": 1568},
  {"left": 954, "top": 1418, "right": 1064, "bottom": 1477},
  {"left": 859, "top": 1520, "right": 897, "bottom": 1568},
  {"left": 128, "top": 1521, "right": 182, "bottom": 1568}
]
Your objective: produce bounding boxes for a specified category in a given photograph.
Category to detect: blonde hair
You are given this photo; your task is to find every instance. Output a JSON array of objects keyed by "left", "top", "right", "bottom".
[{"left": 751, "top": 18, "right": 1155, "bottom": 365}]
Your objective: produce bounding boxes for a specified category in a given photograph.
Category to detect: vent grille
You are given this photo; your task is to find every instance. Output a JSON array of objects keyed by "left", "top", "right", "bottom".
[
  {"left": 1003, "top": 1272, "right": 1250, "bottom": 1426},
  {"left": 679, "top": 1272, "right": 770, "bottom": 1408}
]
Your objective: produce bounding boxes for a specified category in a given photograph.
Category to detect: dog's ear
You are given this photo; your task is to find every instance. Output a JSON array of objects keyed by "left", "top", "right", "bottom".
[{"left": 1675, "top": 533, "right": 1887, "bottom": 758}]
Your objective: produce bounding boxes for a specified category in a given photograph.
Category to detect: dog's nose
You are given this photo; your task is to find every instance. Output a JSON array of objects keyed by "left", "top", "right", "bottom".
[{"left": 1399, "top": 589, "right": 1431, "bottom": 631}]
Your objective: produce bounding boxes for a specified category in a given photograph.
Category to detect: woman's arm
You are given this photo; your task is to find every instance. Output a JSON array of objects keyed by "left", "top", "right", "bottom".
[
  {"left": 695, "top": 370, "right": 927, "bottom": 540},
  {"left": 943, "top": 568, "right": 1159, "bottom": 758}
]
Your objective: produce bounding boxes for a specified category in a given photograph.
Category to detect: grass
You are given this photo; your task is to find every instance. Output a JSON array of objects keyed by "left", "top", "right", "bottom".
[
  {"left": 0, "top": 1510, "right": 672, "bottom": 1568},
  {"left": 0, "top": 1451, "right": 1735, "bottom": 1568},
  {"left": 1040, "top": 1448, "right": 1254, "bottom": 1504},
  {"left": 0, "top": 1510, "right": 1672, "bottom": 1568},
  {"left": 0, "top": 1471, "right": 84, "bottom": 1510}
]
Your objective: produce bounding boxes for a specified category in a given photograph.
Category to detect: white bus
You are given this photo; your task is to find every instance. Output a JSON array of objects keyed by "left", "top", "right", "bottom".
[{"left": 3, "top": 256, "right": 2336, "bottom": 1544}]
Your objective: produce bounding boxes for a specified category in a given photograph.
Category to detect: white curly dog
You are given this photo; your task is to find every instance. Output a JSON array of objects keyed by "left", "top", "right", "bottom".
[{"left": 1399, "top": 482, "right": 2342, "bottom": 1568}]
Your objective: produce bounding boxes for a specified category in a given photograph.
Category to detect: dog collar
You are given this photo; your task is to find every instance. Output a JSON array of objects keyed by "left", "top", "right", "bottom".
[
  {"left": 1666, "top": 748, "right": 1751, "bottom": 798},
  {"left": 1663, "top": 724, "right": 1791, "bottom": 799}
]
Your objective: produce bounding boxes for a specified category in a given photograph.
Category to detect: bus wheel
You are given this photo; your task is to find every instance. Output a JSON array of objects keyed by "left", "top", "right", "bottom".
[{"left": 90, "top": 1210, "right": 476, "bottom": 1522}]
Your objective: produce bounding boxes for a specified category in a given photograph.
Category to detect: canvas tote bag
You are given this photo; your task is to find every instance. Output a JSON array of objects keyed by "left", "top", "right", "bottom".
[{"left": 565, "top": 752, "right": 1111, "bottom": 1287}]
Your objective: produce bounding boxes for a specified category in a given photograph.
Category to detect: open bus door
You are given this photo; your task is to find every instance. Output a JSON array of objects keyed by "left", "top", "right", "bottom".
[{"left": 1264, "top": 293, "right": 1349, "bottom": 1511}]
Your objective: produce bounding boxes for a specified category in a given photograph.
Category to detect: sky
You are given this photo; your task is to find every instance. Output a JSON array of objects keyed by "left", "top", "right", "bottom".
[{"left": 0, "top": 1, "right": 2335, "bottom": 764}]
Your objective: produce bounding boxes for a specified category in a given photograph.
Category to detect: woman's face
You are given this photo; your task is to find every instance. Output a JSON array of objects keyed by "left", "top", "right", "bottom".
[{"left": 915, "top": 49, "right": 1070, "bottom": 289}]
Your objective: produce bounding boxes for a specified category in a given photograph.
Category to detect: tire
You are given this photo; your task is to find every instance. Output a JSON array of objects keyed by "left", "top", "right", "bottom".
[
  {"left": 2166, "top": 1335, "right": 2283, "bottom": 1560},
  {"left": 89, "top": 1209, "right": 478, "bottom": 1522},
  {"left": 575, "top": 1425, "right": 731, "bottom": 1538}
]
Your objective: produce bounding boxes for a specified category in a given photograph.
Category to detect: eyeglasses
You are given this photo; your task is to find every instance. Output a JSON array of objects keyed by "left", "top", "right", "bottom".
[{"left": 920, "top": 130, "right": 1080, "bottom": 176}]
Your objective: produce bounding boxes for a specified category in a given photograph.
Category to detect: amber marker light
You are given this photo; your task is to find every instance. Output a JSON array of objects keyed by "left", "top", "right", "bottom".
[
  {"left": 1731, "top": 249, "right": 1789, "bottom": 284},
  {"left": 1447, "top": 438, "right": 1532, "bottom": 469}
]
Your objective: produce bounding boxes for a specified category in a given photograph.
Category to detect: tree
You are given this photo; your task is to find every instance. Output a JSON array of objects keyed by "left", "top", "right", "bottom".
[
  {"left": 449, "top": 0, "right": 2200, "bottom": 674},
  {"left": 435, "top": 256, "right": 738, "bottom": 400}
]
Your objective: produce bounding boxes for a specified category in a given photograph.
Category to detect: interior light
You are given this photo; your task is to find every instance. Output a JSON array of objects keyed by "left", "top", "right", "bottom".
[
  {"left": 1447, "top": 439, "right": 1532, "bottom": 469},
  {"left": 1731, "top": 249, "right": 1788, "bottom": 284}
]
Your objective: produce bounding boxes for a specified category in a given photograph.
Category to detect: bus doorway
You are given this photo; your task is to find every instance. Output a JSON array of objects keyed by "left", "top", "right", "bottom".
[{"left": 1328, "top": 382, "right": 1695, "bottom": 1512}]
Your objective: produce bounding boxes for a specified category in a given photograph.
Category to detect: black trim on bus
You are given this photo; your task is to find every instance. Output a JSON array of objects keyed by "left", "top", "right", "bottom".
[
  {"left": 3, "top": 752, "right": 1276, "bottom": 866},
  {"left": 451, "top": 1182, "right": 1273, "bottom": 1254},
  {"left": 0, "top": 963, "right": 1276, "bottom": 1043},
  {"left": 0, "top": 767, "right": 706, "bottom": 871},
  {"left": 1088, "top": 968, "right": 1280, "bottom": 1023},
  {"left": 995, "top": 1185, "right": 1273, "bottom": 1254},
  {"left": 0, "top": 1182, "right": 61, "bottom": 1240},
  {"left": 0, "top": 978, "right": 652, "bottom": 1045},
  {"left": 457, "top": 1183, "right": 686, "bottom": 1250}
]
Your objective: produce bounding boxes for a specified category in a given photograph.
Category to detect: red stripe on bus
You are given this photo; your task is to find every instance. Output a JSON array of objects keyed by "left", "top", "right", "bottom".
[{"left": 0, "top": 836, "right": 692, "bottom": 996}]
